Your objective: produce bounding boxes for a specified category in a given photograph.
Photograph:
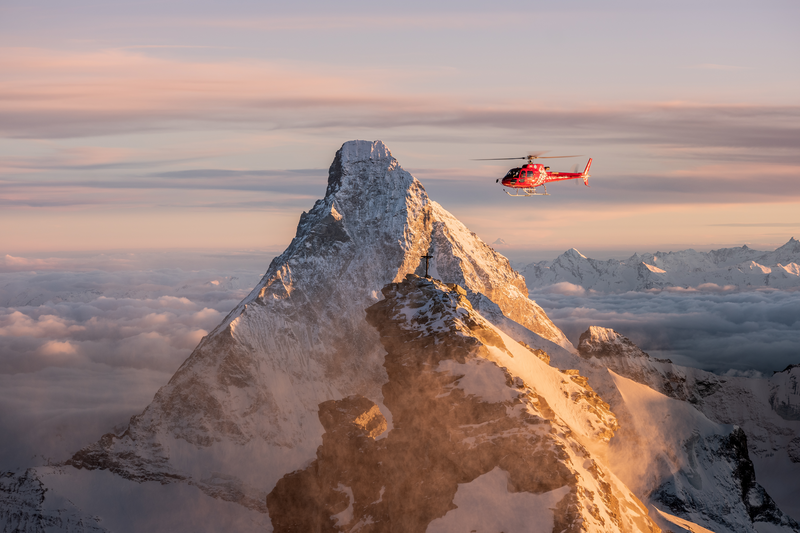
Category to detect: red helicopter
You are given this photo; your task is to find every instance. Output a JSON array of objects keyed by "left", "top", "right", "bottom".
[{"left": 476, "top": 152, "right": 593, "bottom": 196}]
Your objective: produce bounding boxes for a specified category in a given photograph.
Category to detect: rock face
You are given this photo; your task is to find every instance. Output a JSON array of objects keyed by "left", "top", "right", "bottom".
[
  {"left": 770, "top": 364, "right": 800, "bottom": 421},
  {"left": 644, "top": 424, "right": 799, "bottom": 533},
  {"left": 0, "top": 469, "right": 107, "bottom": 532},
  {"left": 575, "top": 326, "right": 800, "bottom": 532},
  {"left": 521, "top": 239, "right": 800, "bottom": 292},
  {"left": 67, "top": 140, "right": 571, "bottom": 510},
  {"left": 267, "top": 275, "right": 659, "bottom": 533},
  {"left": 577, "top": 326, "right": 719, "bottom": 404}
]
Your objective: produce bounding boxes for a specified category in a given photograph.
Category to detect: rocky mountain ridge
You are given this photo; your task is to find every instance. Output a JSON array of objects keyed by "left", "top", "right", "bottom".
[
  {"left": 576, "top": 326, "right": 800, "bottom": 529},
  {"left": 521, "top": 239, "right": 800, "bottom": 292},
  {"left": 267, "top": 275, "right": 658, "bottom": 532}
]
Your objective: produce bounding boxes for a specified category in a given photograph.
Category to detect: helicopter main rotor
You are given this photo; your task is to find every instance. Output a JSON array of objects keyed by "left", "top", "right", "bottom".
[{"left": 473, "top": 152, "right": 582, "bottom": 164}]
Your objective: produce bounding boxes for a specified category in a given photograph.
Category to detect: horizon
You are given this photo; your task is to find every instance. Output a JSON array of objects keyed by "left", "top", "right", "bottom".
[{"left": 4, "top": 234, "right": 800, "bottom": 271}]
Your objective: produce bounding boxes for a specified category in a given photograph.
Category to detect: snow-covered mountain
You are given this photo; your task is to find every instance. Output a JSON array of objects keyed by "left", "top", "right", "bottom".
[
  {"left": 64, "top": 140, "right": 570, "bottom": 508},
  {"left": 575, "top": 326, "right": 800, "bottom": 530},
  {"left": 267, "top": 274, "right": 658, "bottom": 532},
  {"left": 0, "top": 141, "right": 575, "bottom": 528},
  {"left": 521, "top": 240, "right": 800, "bottom": 292},
  {"left": 2, "top": 140, "right": 797, "bottom": 533}
]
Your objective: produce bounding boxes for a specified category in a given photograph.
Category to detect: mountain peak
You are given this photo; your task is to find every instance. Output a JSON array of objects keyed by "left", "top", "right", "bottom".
[
  {"left": 524, "top": 239, "right": 800, "bottom": 292},
  {"left": 775, "top": 236, "right": 800, "bottom": 252},
  {"left": 577, "top": 326, "right": 649, "bottom": 360},
  {"left": 564, "top": 248, "right": 587, "bottom": 259},
  {"left": 325, "top": 140, "right": 397, "bottom": 197},
  {"left": 69, "top": 140, "right": 572, "bottom": 510}
]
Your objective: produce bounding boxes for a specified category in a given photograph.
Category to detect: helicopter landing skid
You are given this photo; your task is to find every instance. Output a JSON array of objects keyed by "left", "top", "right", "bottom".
[{"left": 504, "top": 186, "right": 549, "bottom": 197}]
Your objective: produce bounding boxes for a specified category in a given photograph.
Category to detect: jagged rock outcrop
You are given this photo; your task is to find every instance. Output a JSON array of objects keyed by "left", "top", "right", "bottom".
[
  {"left": 267, "top": 275, "right": 659, "bottom": 532},
  {"left": 574, "top": 326, "right": 800, "bottom": 531},
  {"left": 770, "top": 364, "right": 800, "bottom": 421},
  {"left": 0, "top": 469, "right": 107, "bottom": 532},
  {"left": 67, "top": 140, "right": 572, "bottom": 510},
  {"left": 577, "top": 326, "right": 721, "bottom": 404},
  {"left": 646, "top": 425, "right": 799, "bottom": 533}
]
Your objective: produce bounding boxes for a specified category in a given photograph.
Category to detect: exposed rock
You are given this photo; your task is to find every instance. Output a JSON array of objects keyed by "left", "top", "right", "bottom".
[
  {"left": 577, "top": 326, "right": 721, "bottom": 404},
  {"left": 267, "top": 275, "right": 659, "bottom": 532},
  {"left": 574, "top": 326, "right": 800, "bottom": 531},
  {"left": 770, "top": 365, "right": 800, "bottom": 421},
  {"left": 0, "top": 469, "right": 107, "bottom": 532}
]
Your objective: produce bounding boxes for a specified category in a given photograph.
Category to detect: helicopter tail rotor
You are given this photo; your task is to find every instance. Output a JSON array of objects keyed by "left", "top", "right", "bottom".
[{"left": 582, "top": 158, "right": 593, "bottom": 186}]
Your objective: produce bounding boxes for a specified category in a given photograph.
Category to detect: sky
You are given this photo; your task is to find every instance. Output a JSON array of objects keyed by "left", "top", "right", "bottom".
[
  {"left": 1, "top": 0, "right": 799, "bottom": 261},
  {"left": 1, "top": 1, "right": 800, "bottom": 470}
]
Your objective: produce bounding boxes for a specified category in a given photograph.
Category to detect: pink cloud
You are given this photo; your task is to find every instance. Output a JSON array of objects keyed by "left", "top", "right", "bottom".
[
  {"left": 0, "top": 311, "right": 85, "bottom": 338},
  {"left": 3, "top": 46, "right": 798, "bottom": 149}
]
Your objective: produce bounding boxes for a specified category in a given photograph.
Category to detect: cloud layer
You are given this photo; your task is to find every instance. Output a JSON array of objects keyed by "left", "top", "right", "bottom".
[
  {"left": 531, "top": 285, "right": 800, "bottom": 374},
  {"left": 0, "top": 267, "right": 263, "bottom": 373},
  {"left": 2, "top": 46, "right": 798, "bottom": 157},
  {"left": 0, "top": 261, "right": 266, "bottom": 469},
  {"left": 0, "top": 365, "right": 170, "bottom": 470}
]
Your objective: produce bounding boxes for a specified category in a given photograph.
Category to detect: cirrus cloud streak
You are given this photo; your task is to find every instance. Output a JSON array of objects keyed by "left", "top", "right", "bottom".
[{"left": 1, "top": 47, "right": 798, "bottom": 161}]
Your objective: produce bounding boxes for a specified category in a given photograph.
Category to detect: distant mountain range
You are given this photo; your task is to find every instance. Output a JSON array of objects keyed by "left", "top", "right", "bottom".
[{"left": 521, "top": 239, "right": 800, "bottom": 292}]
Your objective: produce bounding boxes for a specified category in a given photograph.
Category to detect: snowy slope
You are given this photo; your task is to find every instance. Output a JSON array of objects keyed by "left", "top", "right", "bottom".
[
  {"left": 2, "top": 466, "right": 273, "bottom": 533},
  {"left": 608, "top": 371, "right": 798, "bottom": 533},
  {"left": 61, "top": 141, "right": 571, "bottom": 516},
  {"left": 267, "top": 274, "right": 658, "bottom": 532},
  {"left": 521, "top": 240, "right": 800, "bottom": 292},
  {"left": 575, "top": 327, "right": 800, "bottom": 531}
]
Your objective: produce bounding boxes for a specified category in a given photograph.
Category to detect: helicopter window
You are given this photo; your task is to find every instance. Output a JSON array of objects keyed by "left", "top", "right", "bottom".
[{"left": 505, "top": 169, "right": 518, "bottom": 179}]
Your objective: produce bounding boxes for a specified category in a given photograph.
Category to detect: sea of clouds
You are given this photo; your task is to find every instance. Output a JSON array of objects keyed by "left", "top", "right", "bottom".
[
  {"left": 2, "top": 251, "right": 798, "bottom": 471},
  {"left": 531, "top": 282, "right": 800, "bottom": 376},
  {"left": 0, "top": 251, "right": 267, "bottom": 470}
]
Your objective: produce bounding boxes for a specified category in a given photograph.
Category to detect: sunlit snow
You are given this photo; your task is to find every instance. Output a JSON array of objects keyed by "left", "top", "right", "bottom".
[
  {"left": 436, "top": 359, "right": 518, "bottom": 404},
  {"left": 426, "top": 467, "right": 569, "bottom": 533}
]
